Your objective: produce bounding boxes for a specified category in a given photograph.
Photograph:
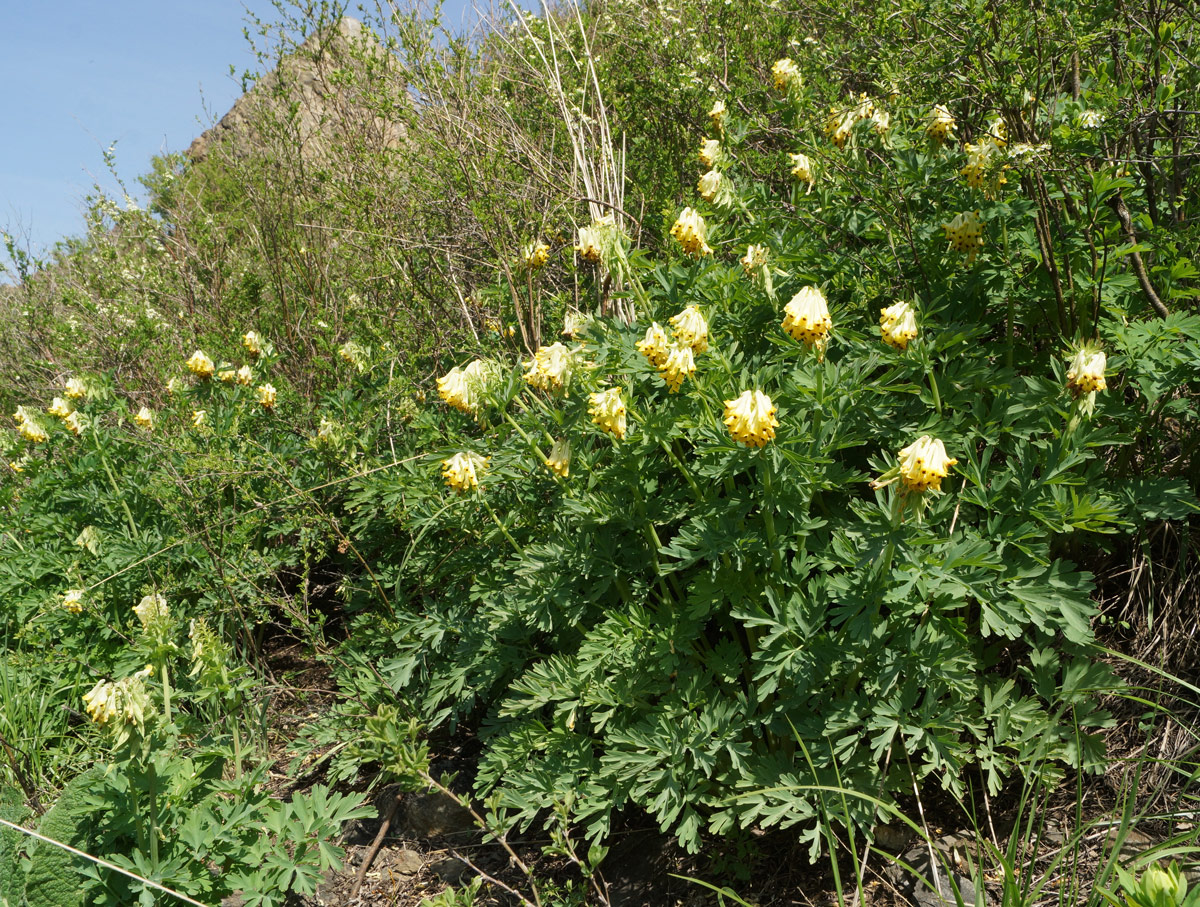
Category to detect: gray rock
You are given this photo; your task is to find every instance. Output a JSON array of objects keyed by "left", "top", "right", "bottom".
[
  {"left": 392, "top": 848, "right": 425, "bottom": 875},
  {"left": 402, "top": 791, "right": 476, "bottom": 838},
  {"left": 430, "top": 856, "right": 470, "bottom": 883},
  {"left": 882, "top": 834, "right": 981, "bottom": 907}
]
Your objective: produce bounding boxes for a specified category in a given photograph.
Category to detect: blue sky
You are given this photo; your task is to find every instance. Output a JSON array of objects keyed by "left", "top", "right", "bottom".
[{"left": 1, "top": 1, "right": 478, "bottom": 258}]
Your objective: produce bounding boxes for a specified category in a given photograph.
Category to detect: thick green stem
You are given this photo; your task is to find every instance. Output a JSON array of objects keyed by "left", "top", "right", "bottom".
[
  {"left": 928, "top": 367, "right": 943, "bottom": 415},
  {"left": 146, "top": 758, "right": 160, "bottom": 872},
  {"left": 160, "top": 662, "right": 172, "bottom": 725},
  {"left": 660, "top": 441, "right": 702, "bottom": 501}
]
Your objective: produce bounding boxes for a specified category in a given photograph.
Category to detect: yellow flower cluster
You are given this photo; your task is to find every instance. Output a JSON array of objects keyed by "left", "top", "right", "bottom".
[
  {"left": 523, "top": 241, "right": 551, "bottom": 271},
  {"left": 237, "top": 365, "right": 253, "bottom": 386},
  {"left": 824, "top": 94, "right": 875, "bottom": 149},
  {"left": 961, "top": 126, "right": 1008, "bottom": 198},
  {"left": 192, "top": 410, "right": 207, "bottom": 428},
  {"left": 741, "top": 244, "right": 768, "bottom": 275},
  {"left": 442, "top": 451, "right": 489, "bottom": 492},
  {"left": 698, "top": 138, "right": 722, "bottom": 169},
  {"left": 638, "top": 308, "right": 705, "bottom": 393},
  {"left": 64, "top": 412, "right": 83, "bottom": 436},
  {"left": 64, "top": 377, "right": 87, "bottom": 400},
  {"left": 942, "top": 211, "right": 985, "bottom": 264},
  {"left": 135, "top": 593, "right": 169, "bottom": 627},
  {"left": 546, "top": 439, "right": 571, "bottom": 477},
  {"left": 48, "top": 397, "right": 73, "bottom": 419},
  {"left": 669, "top": 305, "right": 710, "bottom": 354},
  {"left": 82, "top": 669, "right": 151, "bottom": 728},
  {"left": 588, "top": 387, "right": 627, "bottom": 440},
  {"left": 576, "top": 215, "right": 615, "bottom": 264},
  {"left": 62, "top": 589, "right": 85, "bottom": 614},
  {"left": 524, "top": 343, "right": 576, "bottom": 393},
  {"left": 339, "top": 341, "right": 368, "bottom": 371},
  {"left": 661, "top": 343, "right": 696, "bottom": 393},
  {"left": 897, "top": 436, "right": 957, "bottom": 493},
  {"left": 708, "top": 99, "right": 727, "bottom": 132},
  {"left": 879, "top": 301, "right": 919, "bottom": 351},
  {"left": 870, "top": 109, "right": 891, "bottom": 135},
  {"left": 1066, "top": 347, "right": 1107, "bottom": 396},
  {"left": 724, "top": 390, "right": 779, "bottom": 447},
  {"left": 782, "top": 286, "right": 833, "bottom": 352},
  {"left": 187, "top": 350, "right": 215, "bottom": 379},
  {"left": 439, "top": 359, "right": 490, "bottom": 412},
  {"left": 134, "top": 407, "right": 155, "bottom": 430},
  {"left": 257, "top": 383, "right": 278, "bottom": 410},
  {"left": 670, "top": 208, "right": 713, "bottom": 257},
  {"left": 697, "top": 169, "right": 723, "bottom": 203},
  {"left": 243, "top": 330, "right": 262, "bottom": 357},
  {"left": 789, "top": 152, "right": 815, "bottom": 190},
  {"left": 219, "top": 368, "right": 237, "bottom": 384},
  {"left": 636, "top": 322, "right": 671, "bottom": 367},
  {"left": 771, "top": 58, "right": 800, "bottom": 92},
  {"left": 15, "top": 406, "right": 48, "bottom": 443},
  {"left": 927, "top": 104, "right": 957, "bottom": 146}
]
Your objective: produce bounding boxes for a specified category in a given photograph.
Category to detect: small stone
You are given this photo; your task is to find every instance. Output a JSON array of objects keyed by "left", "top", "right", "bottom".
[
  {"left": 430, "top": 856, "right": 469, "bottom": 883},
  {"left": 393, "top": 848, "right": 424, "bottom": 875},
  {"left": 403, "top": 791, "right": 476, "bottom": 838}
]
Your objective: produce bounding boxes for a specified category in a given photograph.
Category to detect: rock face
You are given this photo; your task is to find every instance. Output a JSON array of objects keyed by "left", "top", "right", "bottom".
[{"left": 187, "top": 16, "right": 406, "bottom": 164}]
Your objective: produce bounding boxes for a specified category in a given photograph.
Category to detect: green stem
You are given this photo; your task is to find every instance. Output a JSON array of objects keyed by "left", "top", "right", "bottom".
[
  {"left": 928, "top": 367, "right": 943, "bottom": 415},
  {"left": 501, "top": 409, "right": 550, "bottom": 468},
  {"left": 160, "top": 662, "right": 172, "bottom": 725},
  {"left": 760, "top": 458, "right": 783, "bottom": 576},
  {"left": 146, "top": 758, "right": 160, "bottom": 872},
  {"left": 481, "top": 496, "right": 523, "bottom": 556},
  {"left": 660, "top": 441, "right": 702, "bottom": 501},
  {"left": 96, "top": 425, "right": 139, "bottom": 539}
]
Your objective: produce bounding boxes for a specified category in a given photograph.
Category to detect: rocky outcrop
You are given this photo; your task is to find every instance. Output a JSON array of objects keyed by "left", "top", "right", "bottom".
[{"left": 187, "top": 16, "right": 406, "bottom": 164}]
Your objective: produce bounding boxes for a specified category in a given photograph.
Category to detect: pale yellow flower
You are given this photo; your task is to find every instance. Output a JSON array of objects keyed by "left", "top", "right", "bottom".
[
  {"left": 1078, "top": 109, "right": 1104, "bottom": 129},
  {"left": 699, "top": 138, "right": 722, "bottom": 169},
  {"left": 782, "top": 286, "right": 832, "bottom": 350},
  {"left": 442, "top": 451, "right": 488, "bottom": 492},
  {"left": 218, "top": 368, "right": 237, "bottom": 384},
  {"left": 192, "top": 410, "right": 207, "bottom": 428},
  {"left": 824, "top": 106, "right": 856, "bottom": 149},
  {"left": 546, "top": 439, "right": 571, "bottom": 478},
  {"left": 741, "top": 244, "right": 768, "bottom": 274},
  {"left": 12, "top": 405, "right": 34, "bottom": 426},
  {"left": 62, "top": 589, "right": 85, "bottom": 614},
  {"left": 942, "top": 211, "right": 985, "bottom": 264},
  {"left": 134, "top": 407, "right": 154, "bottom": 430},
  {"left": 82, "top": 673, "right": 150, "bottom": 731},
  {"left": 64, "top": 377, "right": 87, "bottom": 400},
  {"left": 772, "top": 58, "right": 800, "bottom": 92},
  {"left": 897, "top": 436, "right": 957, "bottom": 493},
  {"left": 697, "top": 169, "right": 723, "bottom": 203},
  {"left": 588, "top": 387, "right": 627, "bottom": 440},
  {"left": 48, "top": 397, "right": 74, "bottom": 419},
  {"left": 576, "top": 224, "right": 603, "bottom": 263},
  {"left": 187, "top": 351, "right": 215, "bottom": 379},
  {"left": 18, "top": 420, "right": 48, "bottom": 443},
  {"left": 660, "top": 343, "right": 696, "bottom": 393},
  {"left": 166, "top": 377, "right": 182, "bottom": 395},
  {"left": 64, "top": 412, "right": 83, "bottom": 436},
  {"left": 523, "top": 343, "right": 575, "bottom": 392},
  {"left": 961, "top": 138, "right": 1008, "bottom": 197},
  {"left": 870, "top": 109, "right": 891, "bottom": 135},
  {"left": 723, "top": 390, "right": 779, "bottom": 447},
  {"left": 789, "top": 152, "right": 814, "bottom": 189},
  {"left": 257, "top": 383, "right": 277, "bottom": 409},
  {"left": 708, "top": 99, "right": 727, "bottom": 132},
  {"left": 637, "top": 322, "right": 671, "bottom": 368},
  {"left": 669, "top": 305, "right": 709, "bottom": 353},
  {"left": 236, "top": 365, "right": 253, "bottom": 386},
  {"left": 927, "top": 104, "right": 956, "bottom": 145},
  {"left": 879, "top": 301, "right": 919, "bottom": 351},
  {"left": 1066, "top": 347, "right": 1107, "bottom": 396},
  {"left": 134, "top": 593, "right": 169, "bottom": 627},
  {"left": 243, "top": 331, "right": 262, "bottom": 356},
  {"left": 523, "top": 241, "right": 551, "bottom": 270},
  {"left": 339, "top": 341, "right": 367, "bottom": 370},
  {"left": 438, "top": 359, "right": 492, "bottom": 413},
  {"left": 670, "top": 208, "right": 713, "bottom": 257}
]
